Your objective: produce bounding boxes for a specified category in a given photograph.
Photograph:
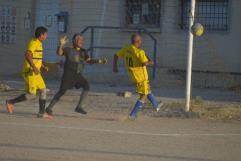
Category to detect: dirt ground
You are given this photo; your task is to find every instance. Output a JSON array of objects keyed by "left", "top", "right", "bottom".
[{"left": 0, "top": 79, "right": 241, "bottom": 161}]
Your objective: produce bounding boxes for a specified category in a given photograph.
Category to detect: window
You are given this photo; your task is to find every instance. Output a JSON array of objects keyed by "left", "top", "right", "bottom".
[
  {"left": 180, "top": 0, "right": 229, "bottom": 31},
  {"left": 0, "top": 6, "right": 16, "bottom": 44},
  {"left": 125, "top": 0, "right": 161, "bottom": 28}
]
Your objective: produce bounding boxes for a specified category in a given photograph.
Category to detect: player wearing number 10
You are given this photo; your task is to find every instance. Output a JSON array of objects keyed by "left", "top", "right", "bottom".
[{"left": 113, "top": 34, "right": 163, "bottom": 119}]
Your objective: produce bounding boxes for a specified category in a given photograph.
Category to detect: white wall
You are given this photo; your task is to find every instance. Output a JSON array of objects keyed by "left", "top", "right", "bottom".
[
  {"left": 61, "top": 0, "right": 241, "bottom": 73},
  {"left": 1, "top": 0, "right": 240, "bottom": 77},
  {"left": 35, "top": 0, "right": 59, "bottom": 62},
  {"left": 160, "top": 0, "right": 241, "bottom": 73},
  {"left": 0, "top": 0, "right": 34, "bottom": 76}
]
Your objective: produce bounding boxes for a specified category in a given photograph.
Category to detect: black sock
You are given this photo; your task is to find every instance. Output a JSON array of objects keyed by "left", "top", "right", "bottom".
[
  {"left": 8, "top": 94, "right": 27, "bottom": 104},
  {"left": 39, "top": 99, "right": 46, "bottom": 114},
  {"left": 76, "top": 90, "right": 89, "bottom": 109}
]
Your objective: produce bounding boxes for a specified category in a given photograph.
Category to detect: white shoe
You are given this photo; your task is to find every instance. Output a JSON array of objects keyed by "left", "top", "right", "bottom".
[
  {"left": 156, "top": 102, "right": 164, "bottom": 112},
  {"left": 128, "top": 115, "right": 137, "bottom": 121}
]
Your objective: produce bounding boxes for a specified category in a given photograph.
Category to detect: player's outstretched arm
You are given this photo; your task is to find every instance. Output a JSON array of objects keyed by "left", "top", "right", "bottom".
[
  {"left": 56, "top": 36, "right": 68, "bottom": 56},
  {"left": 86, "top": 58, "right": 108, "bottom": 64},
  {"left": 144, "top": 60, "right": 154, "bottom": 66},
  {"left": 113, "top": 54, "right": 119, "bottom": 73},
  {"left": 41, "top": 62, "right": 49, "bottom": 72},
  {"left": 143, "top": 54, "right": 154, "bottom": 66}
]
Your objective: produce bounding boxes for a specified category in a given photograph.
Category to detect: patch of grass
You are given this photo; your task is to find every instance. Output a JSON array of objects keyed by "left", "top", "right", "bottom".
[
  {"left": 161, "top": 96, "right": 241, "bottom": 121},
  {"left": 190, "top": 101, "right": 241, "bottom": 121},
  {"left": 188, "top": 96, "right": 241, "bottom": 120},
  {"left": 148, "top": 102, "right": 199, "bottom": 118}
]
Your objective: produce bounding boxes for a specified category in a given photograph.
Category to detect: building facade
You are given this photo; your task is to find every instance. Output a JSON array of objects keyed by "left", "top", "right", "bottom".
[{"left": 0, "top": 0, "right": 240, "bottom": 81}]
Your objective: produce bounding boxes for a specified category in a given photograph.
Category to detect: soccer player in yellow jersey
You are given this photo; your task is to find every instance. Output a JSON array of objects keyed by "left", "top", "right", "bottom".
[
  {"left": 113, "top": 33, "right": 163, "bottom": 119},
  {"left": 6, "top": 26, "right": 51, "bottom": 118}
]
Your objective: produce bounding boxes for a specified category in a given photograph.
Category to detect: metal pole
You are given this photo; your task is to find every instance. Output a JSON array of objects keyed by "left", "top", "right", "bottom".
[
  {"left": 153, "top": 39, "right": 157, "bottom": 79},
  {"left": 185, "top": 0, "right": 196, "bottom": 112},
  {"left": 90, "top": 28, "right": 94, "bottom": 58}
]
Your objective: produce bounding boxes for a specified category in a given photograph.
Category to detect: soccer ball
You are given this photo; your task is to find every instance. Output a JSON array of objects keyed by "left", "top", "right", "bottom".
[{"left": 191, "top": 23, "right": 204, "bottom": 37}]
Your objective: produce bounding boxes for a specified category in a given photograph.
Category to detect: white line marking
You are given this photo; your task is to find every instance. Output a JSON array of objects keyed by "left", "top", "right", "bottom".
[{"left": 0, "top": 122, "right": 240, "bottom": 137}]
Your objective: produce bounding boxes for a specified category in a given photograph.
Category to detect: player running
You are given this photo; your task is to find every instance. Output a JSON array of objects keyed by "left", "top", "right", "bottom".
[
  {"left": 6, "top": 26, "right": 50, "bottom": 118},
  {"left": 113, "top": 33, "right": 163, "bottom": 119},
  {"left": 45, "top": 33, "right": 107, "bottom": 117}
]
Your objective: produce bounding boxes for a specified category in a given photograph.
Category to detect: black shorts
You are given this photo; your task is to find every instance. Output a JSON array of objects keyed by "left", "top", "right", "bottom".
[{"left": 60, "top": 70, "right": 89, "bottom": 91}]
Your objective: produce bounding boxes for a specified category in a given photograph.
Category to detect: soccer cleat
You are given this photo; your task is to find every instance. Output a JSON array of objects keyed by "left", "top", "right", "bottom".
[
  {"left": 75, "top": 107, "right": 87, "bottom": 115},
  {"left": 156, "top": 102, "right": 164, "bottom": 112},
  {"left": 6, "top": 100, "right": 14, "bottom": 114}
]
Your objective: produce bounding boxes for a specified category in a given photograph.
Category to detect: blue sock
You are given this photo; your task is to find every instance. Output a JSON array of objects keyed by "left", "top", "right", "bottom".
[
  {"left": 129, "top": 100, "right": 144, "bottom": 117},
  {"left": 147, "top": 93, "right": 158, "bottom": 108}
]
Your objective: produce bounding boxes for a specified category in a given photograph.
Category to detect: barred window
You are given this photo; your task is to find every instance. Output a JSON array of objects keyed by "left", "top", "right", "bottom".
[
  {"left": 125, "top": 0, "right": 161, "bottom": 28},
  {"left": 181, "top": 0, "right": 229, "bottom": 31}
]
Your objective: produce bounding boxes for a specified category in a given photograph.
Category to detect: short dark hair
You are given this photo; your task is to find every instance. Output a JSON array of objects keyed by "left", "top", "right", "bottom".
[
  {"left": 72, "top": 33, "right": 83, "bottom": 43},
  {"left": 35, "top": 26, "right": 48, "bottom": 38},
  {"left": 131, "top": 33, "right": 141, "bottom": 44}
]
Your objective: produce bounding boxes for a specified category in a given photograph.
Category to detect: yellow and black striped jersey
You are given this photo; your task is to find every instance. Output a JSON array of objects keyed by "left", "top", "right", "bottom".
[
  {"left": 116, "top": 45, "right": 149, "bottom": 83},
  {"left": 22, "top": 38, "right": 43, "bottom": 73}
]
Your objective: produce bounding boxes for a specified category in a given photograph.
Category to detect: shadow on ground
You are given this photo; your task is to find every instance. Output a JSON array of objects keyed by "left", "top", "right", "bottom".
[{"left": 0, "top": 143, "right": 224, "bottom": 161}]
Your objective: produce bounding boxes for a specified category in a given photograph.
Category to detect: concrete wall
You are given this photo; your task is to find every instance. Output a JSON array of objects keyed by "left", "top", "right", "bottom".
[
  {"left": 160, "top": 0, "right": 241, "bottom": 73},
  {"left": 0, "top": 0, "right": 35, "bottom": 76},
  {"left": 96, "top": 0, "right": 241, "bottom": 73},
  {"left": 1, "top": 0, "right": 240, "bottom": 78},
  {"left": 59, "top": 0, "right": 241, "bottom": 87},
  {"left": 61, "top": 0, "right": 241, "bottom": 73}
]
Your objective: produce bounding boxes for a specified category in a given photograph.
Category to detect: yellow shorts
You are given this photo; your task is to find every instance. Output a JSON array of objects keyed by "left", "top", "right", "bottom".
[
  {"left": 135, "top": 80, "right": 149, "bottom": 95},
  {"left": 23, "top": 72, "right": 46, "bottom": 95}
]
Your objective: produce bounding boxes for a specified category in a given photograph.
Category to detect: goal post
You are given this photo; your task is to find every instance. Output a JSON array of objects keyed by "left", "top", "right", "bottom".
[{"left": 185, "top": 0, "right": 196, "bottom": 112}]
